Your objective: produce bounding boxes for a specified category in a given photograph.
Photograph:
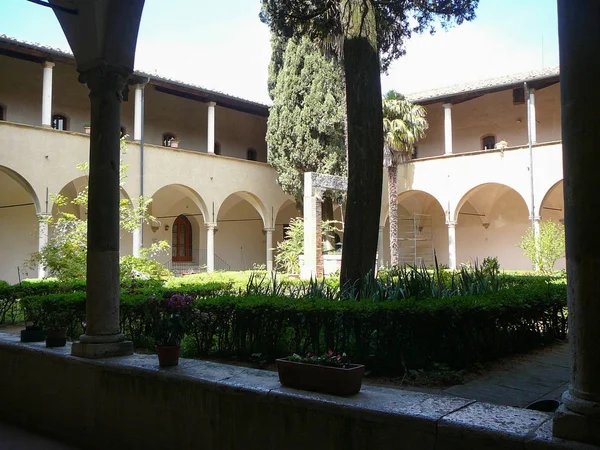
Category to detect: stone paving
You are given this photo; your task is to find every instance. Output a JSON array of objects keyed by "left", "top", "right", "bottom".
[
  {"left": 0, "top": 421, "right": 78, "bottom": 450},
  {"left": 444, "top": 342, "right": 570, "bottom": 409}
]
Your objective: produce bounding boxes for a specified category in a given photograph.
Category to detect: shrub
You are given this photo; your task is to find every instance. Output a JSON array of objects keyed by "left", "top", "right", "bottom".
[{"left": 519, "top": 220, "right": 566, "bottom": 274}]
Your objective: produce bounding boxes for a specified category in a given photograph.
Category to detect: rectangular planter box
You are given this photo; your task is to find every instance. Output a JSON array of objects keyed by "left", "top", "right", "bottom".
[{"left": 276, "top": 358, "right": 364, "bottom": 396}]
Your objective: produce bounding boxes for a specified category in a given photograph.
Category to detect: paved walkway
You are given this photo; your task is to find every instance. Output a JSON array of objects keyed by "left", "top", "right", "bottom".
[
  {"left": 444, "top": 343, "right": 570, "bottom": 408},
  {"left": 0, "top": 421, "right": 78, "bottom": 449}
]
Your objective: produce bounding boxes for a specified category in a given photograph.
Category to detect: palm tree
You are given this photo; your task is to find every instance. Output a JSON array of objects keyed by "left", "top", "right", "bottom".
[{"left": 383, "top": 91, "right": 428, "bottom": 267}]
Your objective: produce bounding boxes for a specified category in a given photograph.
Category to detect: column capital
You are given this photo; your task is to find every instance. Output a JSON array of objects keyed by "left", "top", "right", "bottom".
[
  {"left": 207, "top": 101, "right": 217, "bottom": 107},
  {"left": 263, "top": 227, "right": 275, "bottom": 233},
  {"left": 446, "top": 220, "right": 457, "bottom": 227},
  {"left": 529, "top": 215, "right": 541, "bottom": 222},
  {"left": 443, "top": 102, "right": 453, "bottom": 109},
  {"left": 37, "top": 213, "right": 51, "bottom": 219},
  {"left": 379, "top": 225, "right": 385, "bottom": 232},
  {"left": 206, "top": 222, "right": 218, "bottom": 230},
  {"left": 79, "top": 65, "right": 129, "bottom": 100},
  {"left": 42, "top": 61, "right": 55, "bottom": 69}
]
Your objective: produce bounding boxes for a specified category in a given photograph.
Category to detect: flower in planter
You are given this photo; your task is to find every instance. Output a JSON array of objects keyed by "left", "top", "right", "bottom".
[
  {"left": 287, "top": 350, "right": 351, "bottom": 369},
  {"left": 148, "top": 293, "right": 194, "bottom": 347}
]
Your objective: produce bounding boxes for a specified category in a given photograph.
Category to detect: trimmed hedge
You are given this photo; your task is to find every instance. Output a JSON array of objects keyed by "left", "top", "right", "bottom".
[{"left": 19, "top": 278, "right": 567, "bottom": 375}]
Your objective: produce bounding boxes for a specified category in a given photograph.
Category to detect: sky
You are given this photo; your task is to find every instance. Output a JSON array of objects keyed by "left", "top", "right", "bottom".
[{"left": 0, "top": 0, "right": 559, "bottom": 105}]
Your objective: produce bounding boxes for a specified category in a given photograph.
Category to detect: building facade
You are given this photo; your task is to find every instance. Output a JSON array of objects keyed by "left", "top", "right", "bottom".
[{"left": 0, "top": 34, "right": 564, "bottom": 284}]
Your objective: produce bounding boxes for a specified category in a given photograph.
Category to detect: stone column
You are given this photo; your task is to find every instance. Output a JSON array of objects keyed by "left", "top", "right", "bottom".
[
  {"left": 443, "top": 103, "right": 453, "bottom": 155},
  {"left": 265, "top": 227, "right": 275, "bottom": 272},
  {"left": 528, "top": 88, "right": 537, "bottom": 144},
  {"left": 71, "top": 66, "right": 133, "bottom": 359},
  {"left": 37, "top": 214, "right": 50, "bottom": 279},
  {"left": 207, "top": 101, "right": 216, "bottom": 154},
  {"left": 41, "top": 62, "right": 54, "bottom": 127},
  {"left": 206, "top": 223, "right": 216, "bottom": 273},
  {"left": 132, "top": 227, "right": 141, "bottom": 258},
  {"left": 553, "top": 1, "right": 600, "bottom": 445},
  {"left": 377, "top": 225, "right": 385, "bottom": 268},
  {"left": 447, "top": 221, "right": 457, "bottom": 270},
  {"left": 302, "top": 188, "right": 323, "bottom": 279},
  {"left": 133, "top": 84, "right": 143, "bottom": 141}
]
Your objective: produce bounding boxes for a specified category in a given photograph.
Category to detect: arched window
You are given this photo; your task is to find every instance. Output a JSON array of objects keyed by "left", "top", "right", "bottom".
[
  {"left": 52, "top": 114, "right": 68, "bottom": 131},
  {"left": 0, "top": 104, "right": 5, "bottom": 121},
  {"left": 214, "top": 141, "right": 221, "bottom": 155},
  {"left": 247, "top": 148, "right": 257, "bottom": 161},
  {"left": 482, "top": 134, "right": 496, "bottom": 150},
  {"left": 163, "top": 133, "right": 177, "bottom": 147},
  {"left": 172, "top": 215, "right": 192, "bottom": 262}
]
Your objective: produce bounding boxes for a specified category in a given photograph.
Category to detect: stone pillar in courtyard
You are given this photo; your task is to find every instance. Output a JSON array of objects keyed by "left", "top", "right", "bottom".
[
  {"left": 133, "top": 83, "right": 143, "bottom": 141},
  {"left": 302, "top": 187, "right": 323, "bottom": 279},
  {"left": 41, "top": 61, "right": 54, "bottom": 127},
  {"left": 71, "top": 67, "right": 133, "bottom": 358},
  {"left": 553, "top": 1, "right": 600, "bottom": 445},
  {"left": 528, "top": 87, "right": 537, "bottom": 144},
  {"left": 443, "top": 103, "right": 453, "bottom": 155},
  {"left": 206, "top": 223, "right": 216, "bottom": 273},
  {"left": 265, "top": 227, "right": 275, "bottom": 272},
  {"left": 207, "top": 102, "right": 216, "bottom": 154},
  {"left": 37, "top": 214, "right": 50, "bottom": 279},
  {"left": 446, "top": 220, "right": 457, "bottom": 270}
]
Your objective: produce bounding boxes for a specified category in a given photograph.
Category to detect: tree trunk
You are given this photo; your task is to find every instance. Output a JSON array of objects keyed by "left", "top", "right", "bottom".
[
  {"left": 339, "top": 0, "right": 383, "bottom": 291},
  {"left": 388, "top": 164, "right": 399, "bottom": 267}
]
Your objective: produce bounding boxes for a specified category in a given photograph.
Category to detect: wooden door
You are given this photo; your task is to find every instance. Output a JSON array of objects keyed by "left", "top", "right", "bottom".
[{"left": 172, "top": 215, "right": 192, "bottom": 262}]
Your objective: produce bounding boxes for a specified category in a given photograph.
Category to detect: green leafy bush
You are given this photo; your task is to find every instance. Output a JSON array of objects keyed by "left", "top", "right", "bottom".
[{"left": 519, "top": 220, "right": 566, "bottom": 274}]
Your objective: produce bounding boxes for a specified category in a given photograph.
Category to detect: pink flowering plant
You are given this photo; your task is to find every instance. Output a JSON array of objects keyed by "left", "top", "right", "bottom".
[
  {"left": 287, "top": 350, "right": 351, "bottom": 368},
  {"left": 148, "top": 293, "right": 194, "bottom": 347}
]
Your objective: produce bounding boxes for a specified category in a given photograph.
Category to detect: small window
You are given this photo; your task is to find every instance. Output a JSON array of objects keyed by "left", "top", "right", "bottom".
[
  {"left": 52, "top": 114, "right": 68, "bottom": 131},
  {"left": 214, "top": 142, "right": 221, "bottom": 155},
  {"left": 482, "top": 135, "right": 497, "bottom": 150},
  {"left": 0, "top": 104, "right": 5, "bottom": 121},
  {"left": 513, "top": 88, "right": 525, "bottom": 105},
  {"left": 247, "top": 148, "right": 257, "bottom": 161},
  {"left": 163, "top": 133, "right": 177, "bottom": 147}
]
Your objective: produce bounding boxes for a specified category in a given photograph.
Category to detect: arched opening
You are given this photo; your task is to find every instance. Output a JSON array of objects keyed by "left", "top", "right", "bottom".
[
  {"left": 539, "top": 180, "right": 565, "bottom": 270},
  {"left": 456, "top": 183, "right": 530, "bottom": 269},
  {"left": 217, "top": 192, "right": 267, "bottom": 270},
  {"left": 148, "top": 184, "right": 208, "bottom": 273},
  {"left": 384, "top": 190, "right": 446, "bottom": 267},
  {"left": 162, "top": 132, "right": 178, "bottom": 148},
  {"left": 52, "top": 114, "right": 68, "bottom": 131},
  {"left": 171, "top": 215, "right": 192, "bottom": 262},
  {"left": 481, "top": 134, "right": 496, "bottom": 150},
  {"left": 0, "top": 167, "right": 40, "bottom": 283}
]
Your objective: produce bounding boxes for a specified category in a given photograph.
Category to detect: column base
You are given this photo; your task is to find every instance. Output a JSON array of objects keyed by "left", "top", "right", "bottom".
[
  {"left": 72, "top": 340, "right": 134, "bottom": 359},
  {"left": 553, "top": 404, "right": 600, "bottom": 445}
]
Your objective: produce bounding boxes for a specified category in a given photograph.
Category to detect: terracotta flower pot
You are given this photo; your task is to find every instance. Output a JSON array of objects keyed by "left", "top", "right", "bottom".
[
  {"left": 276, "top": 359, "right": 364, "bottom": 396},
  {"left": 157, "top": 346, "right": 180, "bottom": 367},
  {"left": 84, "top": 126, "right": 91, "bottom": 135},
  {"left": 45, "top": 327, "right": 67, "bottom": 347}
]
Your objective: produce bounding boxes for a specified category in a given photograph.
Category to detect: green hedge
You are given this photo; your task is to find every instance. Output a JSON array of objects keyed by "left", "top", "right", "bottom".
[{"left": 19, "top": 279, "right": 567, "bottom": 375}]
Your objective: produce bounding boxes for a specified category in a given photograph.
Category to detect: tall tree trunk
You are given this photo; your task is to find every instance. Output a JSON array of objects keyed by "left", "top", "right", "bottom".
[
  {"left": 339, "top": 0, "right": 384, "bottom": 290},
  {"left": 388, "top": 164, "right": 399, "bottom": 267}
]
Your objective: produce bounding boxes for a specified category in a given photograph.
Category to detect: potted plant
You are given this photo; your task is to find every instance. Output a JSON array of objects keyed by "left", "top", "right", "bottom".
[
  {"left": 276, "top": 350, "right": 365, "bottom": 396},
  {"left": 83, "top": 122, "right": 91, "bottom": 134},
  {"left": 149, "top": 293, "right": 193, "bottom": 367},
  {"left": 20, "top": 296, "right": 46, "bottom": 343},
  {"left": 39, "top": 300, "right": 70, "bottom": 347},
  {"left": 170, "top": 138, "right": 180, "bottom": 149}
]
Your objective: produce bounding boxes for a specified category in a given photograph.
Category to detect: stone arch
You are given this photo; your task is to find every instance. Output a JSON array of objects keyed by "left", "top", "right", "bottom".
[
  {"left": 381, "top": 189, "right": 445, "bottom": 226},
  {"left": 0, "top": 166, "right": 41, "bottom": 214},
  {"left": 149, "top": 184, "right": 209, "bottom": 222},
  {"left": 454, "top": 182, "right": 531, "bottom": 269},
  {"left": 217, "top": 191, "right": 268, "bottom": 227},
  {"left": 454, "top": 183, "right": 529, "bottom": 224},
  {"left": 538, "top": 179, "right": 564, "bottom": 220}
]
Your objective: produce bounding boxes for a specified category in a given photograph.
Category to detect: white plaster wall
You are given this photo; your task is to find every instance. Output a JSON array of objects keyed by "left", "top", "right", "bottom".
[
  {"left": 0, "top": 55, "right": 43, "bottom": 126},
  {"left": 416, "top": 84, "right": 561, "bottom": 158}
]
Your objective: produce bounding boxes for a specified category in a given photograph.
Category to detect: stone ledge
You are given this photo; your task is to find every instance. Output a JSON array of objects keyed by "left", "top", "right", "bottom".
[{"left": 0, "top": 332, "right": 584, "bottom": 450}]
